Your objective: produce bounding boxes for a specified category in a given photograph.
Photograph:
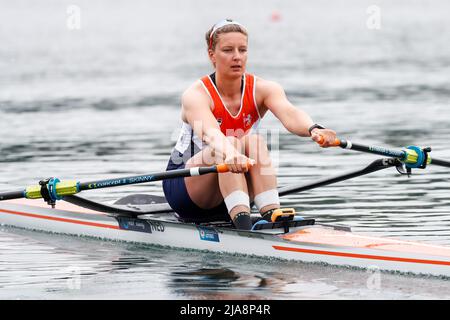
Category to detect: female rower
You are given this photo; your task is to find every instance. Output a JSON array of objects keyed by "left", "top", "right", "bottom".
[{"left": 163, "top": 19, "right": 337, "bottom": 230}]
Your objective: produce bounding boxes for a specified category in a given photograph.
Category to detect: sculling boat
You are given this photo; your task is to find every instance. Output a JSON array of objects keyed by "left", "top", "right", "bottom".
[
  {"left": 1, "top": 139, "right": 450, "bottom": 277},
  {"left": 1, "top": 195, "right": 450, "bottom": 278}
]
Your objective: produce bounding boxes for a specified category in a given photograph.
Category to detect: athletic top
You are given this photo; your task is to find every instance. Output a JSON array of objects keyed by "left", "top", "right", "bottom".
[
  {"left": 170, "top": 72, "right": 261, "bottom": 165},
  {"left": 202, "top": 73, "right": 260, "bottom": 137}
]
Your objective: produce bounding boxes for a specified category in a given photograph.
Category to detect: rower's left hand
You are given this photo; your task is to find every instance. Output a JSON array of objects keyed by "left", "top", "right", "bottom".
[{"left": 311, "top": 128, "right": 337, "bottom": 148}]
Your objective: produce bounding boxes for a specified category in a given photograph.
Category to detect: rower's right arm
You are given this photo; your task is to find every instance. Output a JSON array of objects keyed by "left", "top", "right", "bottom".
[{"left": 181, "top": 84, "right": 250, "bottom": 172}]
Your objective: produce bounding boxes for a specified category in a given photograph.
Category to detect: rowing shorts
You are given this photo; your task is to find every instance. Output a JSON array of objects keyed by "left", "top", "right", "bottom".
[{"left": 162, "top": 151, "right": 230, "bottom": 223}]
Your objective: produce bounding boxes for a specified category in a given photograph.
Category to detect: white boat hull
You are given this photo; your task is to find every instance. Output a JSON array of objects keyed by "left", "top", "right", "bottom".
[{"left": 1, "top": 199, "right": 450, "bottom": 278}]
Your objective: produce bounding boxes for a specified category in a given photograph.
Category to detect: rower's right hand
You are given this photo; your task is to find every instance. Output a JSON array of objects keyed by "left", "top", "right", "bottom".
[{"left": 224, "top": 152, "right": 255, "bottom": 173}]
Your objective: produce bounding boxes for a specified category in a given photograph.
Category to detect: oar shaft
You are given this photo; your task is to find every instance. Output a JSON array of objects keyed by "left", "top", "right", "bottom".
[
  {"left": 339, "top": 140, "right": 406, "bottom": 159},
  {"left": 431, "top": 158, "right": 450, "bottom": 168},
  {"left": 78, "top": 165, "right": 221, "bottom": 191},
  {"left": 277, "top": 158, "right": 398, "bottom": 197},
  {"left": 0, "top": 163, "right": 235, "bottom": 202},
  {"left": 0, "top": 190, "right": 25, "bottom": 201},
  {"left": 322, "top": 137, "right": 449, "bottom": 168}
]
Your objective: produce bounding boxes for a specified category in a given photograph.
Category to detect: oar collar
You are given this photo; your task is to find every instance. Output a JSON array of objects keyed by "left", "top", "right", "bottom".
[{"left": 403, "top": 146, "right": 432, "bottom": 169}]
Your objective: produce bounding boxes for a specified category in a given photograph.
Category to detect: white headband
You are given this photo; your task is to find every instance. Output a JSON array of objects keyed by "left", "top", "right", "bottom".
[{"left": 209, "top": 19, "right": 245, "bottom": 48}]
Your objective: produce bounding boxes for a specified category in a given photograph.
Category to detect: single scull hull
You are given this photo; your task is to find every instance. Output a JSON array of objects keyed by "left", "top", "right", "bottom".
[{"left": 1, "top": 199, "right": 449, "bottom": 278}]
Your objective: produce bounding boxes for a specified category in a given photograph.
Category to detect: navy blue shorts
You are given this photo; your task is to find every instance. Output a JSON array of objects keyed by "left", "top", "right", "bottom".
[{"left": 162, "top": 153, "right": 230, "bottom": 223}]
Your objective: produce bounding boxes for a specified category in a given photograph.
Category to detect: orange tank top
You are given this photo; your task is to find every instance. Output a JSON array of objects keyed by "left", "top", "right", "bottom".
[{"left": 200, "top": 73, "right": 260, "bottom": 138}]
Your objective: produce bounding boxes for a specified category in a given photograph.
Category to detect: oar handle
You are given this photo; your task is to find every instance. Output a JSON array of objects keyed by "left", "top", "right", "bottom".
[
  {"left": 216, "top": 164, "right": 229, "bottom": 173},
  {"left": 316, "top": 136, "right": 342, "bottom": 147},
  {"left": 216, "top": 160, "right": 256, "bottom": 173}
]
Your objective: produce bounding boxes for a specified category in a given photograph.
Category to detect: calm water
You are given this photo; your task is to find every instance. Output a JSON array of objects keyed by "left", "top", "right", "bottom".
[{"left": 1, "top": 0, "right": 450, "bottom": 299}]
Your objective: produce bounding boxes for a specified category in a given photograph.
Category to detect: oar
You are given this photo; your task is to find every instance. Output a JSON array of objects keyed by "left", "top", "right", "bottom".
[
  {"left": 278, "top": 157, "right": 401, "bottom": 197},
  {"left": 0, "top": 162, "right": 251, "bottom": 207},
  {"left": 318, "top": 137, "right": 450, "bottom": 169}
]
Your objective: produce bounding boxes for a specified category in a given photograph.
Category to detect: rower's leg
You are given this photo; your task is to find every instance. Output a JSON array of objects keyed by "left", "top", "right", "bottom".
[
  {"left": 216, "top": 137, "right": 252, "bottom": 229},
  {"left": 242, "top": 134, "right": 280, "bottom": 220},
  {"left": 184, "top": 139, "right": 251, "bottom": 221},
  {"left": 184, "top": 137, "right": 254, "bottom": 229},
  {"left": 184, "top": 146, "right": 224, "bottom": 209}
]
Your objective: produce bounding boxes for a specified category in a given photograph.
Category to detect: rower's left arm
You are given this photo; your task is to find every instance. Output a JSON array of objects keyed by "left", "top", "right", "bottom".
[
  {"left": 261, "top": 80, "right": 337, "bottom": 145},
  {"left": 261, "top": 81, "right": 313, "bottom": 137}
]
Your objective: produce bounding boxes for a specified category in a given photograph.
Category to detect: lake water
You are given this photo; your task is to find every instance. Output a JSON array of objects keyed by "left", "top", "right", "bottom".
[{"left": 1, "top": 0, "right": 449, "bottom": 299}]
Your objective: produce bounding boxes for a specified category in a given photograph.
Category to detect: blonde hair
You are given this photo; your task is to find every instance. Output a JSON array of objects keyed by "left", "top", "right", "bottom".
[{"left": 205, "top": 22, "right": 248, "bottom": 51}]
